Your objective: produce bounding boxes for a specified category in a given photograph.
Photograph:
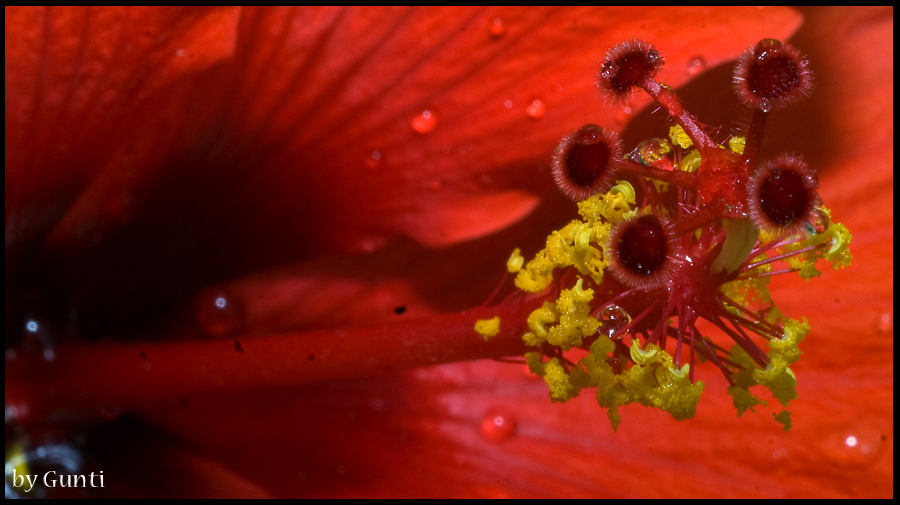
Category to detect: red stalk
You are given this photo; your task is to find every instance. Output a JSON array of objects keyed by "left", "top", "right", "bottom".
[{"left": 6, "top": 297, "right": 543, "bottom": 424}]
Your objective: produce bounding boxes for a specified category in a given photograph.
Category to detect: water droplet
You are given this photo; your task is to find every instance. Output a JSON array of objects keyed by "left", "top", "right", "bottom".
[
  {"left": 600, "top": 61, "right": 617, "bottom": 79},
  {"left": 627, "top": 138, "right": 675, "bottom": 169},
  {"left": 489, "top": 18, "right": 505, "bottom": 38},
  {"left": 877, "top": 311, "right": 892, "bottom": 334},
  {"left": 755, "top": 39, "right": 783, "bottom": 62},
  {"left": 411, "top": 110, "right": 437, "bottom": 134},
  {"left": 614, "top": 105, "right": 633, "bottom": 125},
  {"left": 480, "top": 409, "right": 517, "bottom": 442},
  {"left": 25, "top": 320, "right": 38, "bottom": 333},
  {"left": 598, "top": 304, "right": 632, "bottom": 339},
  {"left": 816, "top": 423, "right": 886, "bottom": 469},
  {"left": 195, "top": 289, "right": 244, "bottom": 337},
  {"left": 175, "top": 48, "right": 185, "bottom": 57},
  {"left": 359, "top": 238, "right": 382, "bottom": 253},
  {"left": 428, "top": 177, "right": 442, "bottom": 192},
  {"left": 686, "top": 55, "right": 707, "bottom": 76},
  {"left": 504, "top": 99, "right": 513, "bottom": 109},
  {"left": 525, "top": 99, "right": 546, "bottom": 118},
  {"left": 759, "top": 100, "right": 772, "bottom": 113},
  {"left": 806, "top": 208, "right": 830, "bottom": 234},
  {"left": 364, "top": 151, "right": 382, "bottom": 170}
]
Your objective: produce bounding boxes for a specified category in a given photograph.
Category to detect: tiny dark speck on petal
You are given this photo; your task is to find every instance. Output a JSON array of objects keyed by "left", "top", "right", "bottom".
[
  {"left": 394, "top": 305, "right": 407, "bottom": 315},
  {"left": 308, "top": 354, "right": 315, "bottom": 361},
  {"left": 234, "top": 339, "right": 243, "bottom": 353},
  {"left": 139, "top": 351, "right": 146, "bottom": 360}
]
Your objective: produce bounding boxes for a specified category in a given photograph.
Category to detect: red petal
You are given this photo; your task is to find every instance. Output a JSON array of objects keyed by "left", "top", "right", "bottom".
[{"left": 6, "top": 6, "right": 241, "bottom": 262}]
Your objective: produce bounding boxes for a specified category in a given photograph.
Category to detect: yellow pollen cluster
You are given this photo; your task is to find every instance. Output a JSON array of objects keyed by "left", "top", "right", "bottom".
[
  {"left": 474, "top": 317, "right": 501, "bottom": 341},
  {"left": 513, "top": 182, "right": 636, "bottom": 294}
]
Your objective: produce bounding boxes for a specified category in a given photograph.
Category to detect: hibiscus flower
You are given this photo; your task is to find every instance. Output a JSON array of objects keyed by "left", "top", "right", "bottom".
[{"left": 5, "top": 6, "right": 891, "bottom": 498}]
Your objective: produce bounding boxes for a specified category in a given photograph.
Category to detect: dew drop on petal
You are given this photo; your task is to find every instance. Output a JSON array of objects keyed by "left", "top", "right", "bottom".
[
  {"left": 195, "top": 289, "right": 244, "bottom": 337},
  {"left": 614, "top": 105, "right": 633, "bottom": 126},
  {"left": 686, "top": 55, "right": 707, "bottom": 76},
  {"left": 598, "top": 304, "right": 632, "bottom": 338},
  {"left": 489, "top": 18, "right": 505, "bottom": 38},
  {"left": 504, "top": 99, "right": 513, "bottom": 109},
  {"left": 817, "top": 423, "right": 887, "bottom": 469},
  {"left": 365, "top": 151, "right": 382, "bottom": 170},
  {"left": 411, "top": 110, "right": 437, "bottom": 134},
  {"left": 480, "top": 408, "right": 517, "bottom": 442},
  {"left": 877, "top": 311, "right": 892, "bottom": 334},
  {"left": 525, "top": 99, "right": 546, "bottom": 118}
]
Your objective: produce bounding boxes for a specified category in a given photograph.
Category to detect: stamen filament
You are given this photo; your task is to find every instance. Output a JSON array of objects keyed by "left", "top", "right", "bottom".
[{"left": 6, "top": 299, "right": 542, "bottom": 424}]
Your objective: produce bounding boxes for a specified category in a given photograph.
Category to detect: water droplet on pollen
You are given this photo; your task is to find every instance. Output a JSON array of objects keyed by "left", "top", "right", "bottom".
[
  {"left": 686, "top": 56, "right": 707, "bottom": 76},
  {"left": 598, "top": 304, "right": 632, "bottom": 339},
  {"left": 365, "top": 151, "right": 382, "bottom": 170},
  {"left": 480, "top": 409, "right": 517, "bottom": 442},
  {"left": 195, "top": 289, "right": 244, "bottom": 337},
  {"left": 411, "top": 110, "right": 437, "bottom": 134},
  {"left": 489, "top": 18, "right": 505, "bottom": 38},
  {"left": 525, "top": 99, "right": 546, "bottom": 118},
  {"left": 807, "top": 208, "right": 830, "bottom": 234}
]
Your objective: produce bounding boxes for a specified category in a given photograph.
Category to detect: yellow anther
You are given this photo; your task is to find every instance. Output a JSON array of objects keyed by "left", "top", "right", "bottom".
[
  {"left": 752, "top": 361, "right": 783, "bottom": 381},
  {"left": 574, "top": 224, "right": 593, "bottom": 253},
  {"left": 669, "top": 125, "right": 693, "bottom": 149},
  {"left": 474, "top": 317, "right": 501, "bottom": 341},
  {"left": 668, "top": 363, "right": 690, "bottom": 381},
  {"left": 825, "top": 225, "right": 845, "bottom": 254},
  {"left": 679, "top": 150, "right": 702, "bottom": 172},
  {"left": 526, "top": 302, "right": 558, "bottom": 339},
  {"left": 710, "top": 218, "right": 760, "bottom": 274},
  {"left": 728, "top": 136, "right": 746, "bottom": 154},
  {"left": 569, "top": 278, "right": 589, "bottom": 299},
  {"left": 609, "top": 180, "right": 636, "bottom": 204},
  {"left": 507, "top": 248, "right": 524, "bottom": 273},
  {"left": 630, "top": 339, "right": 659, "bottom": 364}
]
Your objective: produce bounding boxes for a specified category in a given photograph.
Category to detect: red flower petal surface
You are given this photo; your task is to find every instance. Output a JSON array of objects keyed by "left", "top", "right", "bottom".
[{"left": 8, "top": 6, "right": 891, "bottom": 499}]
